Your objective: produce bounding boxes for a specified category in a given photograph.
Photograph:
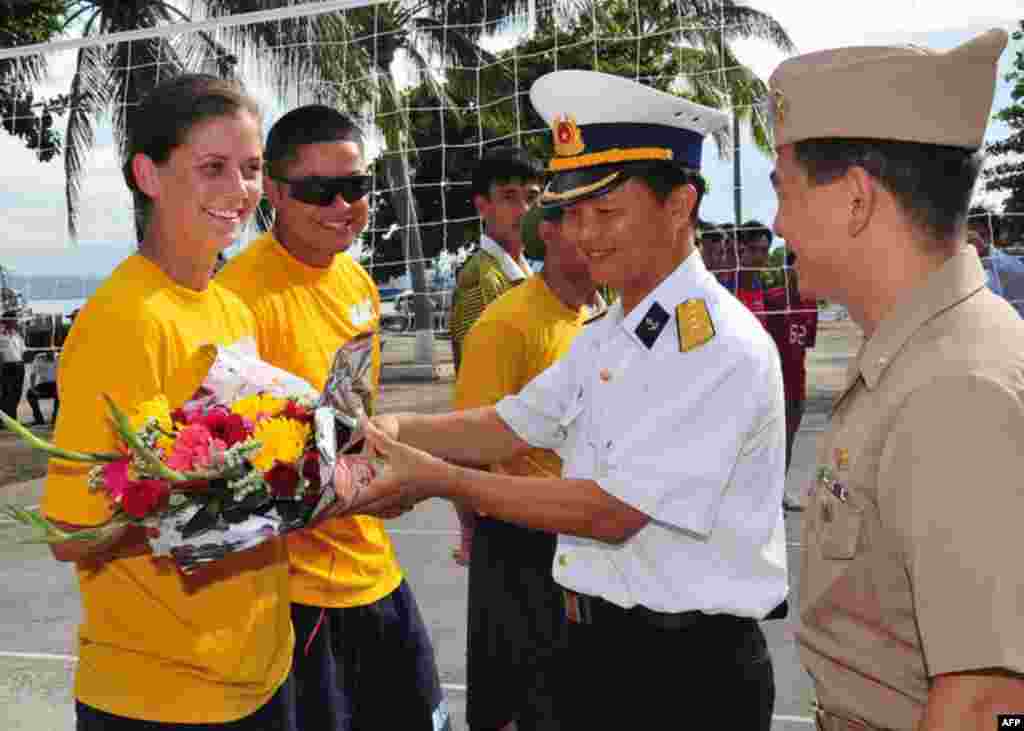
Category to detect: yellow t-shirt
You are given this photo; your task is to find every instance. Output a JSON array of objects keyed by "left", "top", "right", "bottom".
[
  {"left": 218, "top": 232, "right": 402, "bottom": 608},
  {"left": 453, "top": 274, "right": 593, "bottom": 477},
  {"left": 42, "top": 254, "right": 293, "bottom": 723}
]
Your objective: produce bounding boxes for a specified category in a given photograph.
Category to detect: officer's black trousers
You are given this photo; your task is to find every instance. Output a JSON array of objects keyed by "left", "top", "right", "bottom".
[{"left": 561, "top": 603, "right": 775, "bottom": 728}]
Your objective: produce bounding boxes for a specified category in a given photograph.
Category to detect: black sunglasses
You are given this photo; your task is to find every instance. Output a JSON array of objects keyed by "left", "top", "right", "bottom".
[{"left": 270, "top": 174, "right": 372, "bottom": 206}]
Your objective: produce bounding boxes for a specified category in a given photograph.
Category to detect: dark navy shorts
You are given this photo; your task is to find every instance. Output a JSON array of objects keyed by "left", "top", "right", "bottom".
[
  {"left": 466, "top": 516, "right": 568, "bottom": 730},
  {"left": 291, "top": 579, "right": 450, "bottom": 731},
  {"left": 76, "top": 673, "right": 296, "bottom": 730}
]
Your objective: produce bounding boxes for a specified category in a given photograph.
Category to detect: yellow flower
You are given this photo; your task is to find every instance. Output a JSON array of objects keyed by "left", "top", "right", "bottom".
[
  {"left": 231, "top": 393, "right": 287, "bottom": 423},
  {"left": 249, "top": 417, "right": 310, "bottom": 472},
  {"left": 129, "top": 395, "right": 175, "bottom": 452}
]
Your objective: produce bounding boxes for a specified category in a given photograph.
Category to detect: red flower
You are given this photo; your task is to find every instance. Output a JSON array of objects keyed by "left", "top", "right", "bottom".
[
  {"left": 265, "top": 463, "right": 300, "bottom": 499},
  {"left": 201, "top": 407, "right": 251, "bottom": 446},
  {"left": 172, "top": 402, "right": 204, "bottom": 426},
  {"left": 301, "top": 450, "right": 322, "bottom": 505},
  {"left": 121, "top": 479, "right": 170, "bottom": 518},
  {"left": 283, "top": 400, "right": 313, "bottom": 424}
]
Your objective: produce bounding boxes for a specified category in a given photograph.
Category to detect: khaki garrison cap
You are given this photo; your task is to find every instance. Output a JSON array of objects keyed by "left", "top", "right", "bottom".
[{"left": 767, "top": 28, "right": 1009, "bottom": 150}]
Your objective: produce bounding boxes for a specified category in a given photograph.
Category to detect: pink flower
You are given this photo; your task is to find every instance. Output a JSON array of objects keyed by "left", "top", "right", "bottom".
[
  {"left": 101, "top": 458, "right": 133, "bottom": 501},
  {"left": 166, "top": 423, "right": 226, "bottom": 472}
]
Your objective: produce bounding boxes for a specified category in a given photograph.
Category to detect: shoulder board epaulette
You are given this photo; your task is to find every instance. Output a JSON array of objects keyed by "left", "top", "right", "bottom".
[
  {"left": 676, "top": 298, "right": 715, "bottom": 352},
  {"left": 584, "top": 309, "right": 608, "bottom": 325}
]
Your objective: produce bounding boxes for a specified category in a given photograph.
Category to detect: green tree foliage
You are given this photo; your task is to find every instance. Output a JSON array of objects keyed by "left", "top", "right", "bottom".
[
  {"left": 4, "top": 0, "right": 346, "bottom": 238},
  {"left": 368, "top": 0, "right": 792, "bottom": 280},
  {"left": 984, "top": 21, "right": 1024, "bottom": 244},
  {"left": 365, "top": 83, "right": 501, "bottom": 283},
  {"left": 312, "top": 1, "right": 522, "bottom": 309},
  {"left": 0, "top": 0, "right": 67, "bottom": 161}
]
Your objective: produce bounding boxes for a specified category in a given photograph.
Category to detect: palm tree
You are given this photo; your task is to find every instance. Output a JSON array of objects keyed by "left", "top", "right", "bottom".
[
  {"left": 49, "top": 0, "right": 342, "bottom": 239},
  {"left": 0, "top": 0, "right": 66, "bottom": 161}
]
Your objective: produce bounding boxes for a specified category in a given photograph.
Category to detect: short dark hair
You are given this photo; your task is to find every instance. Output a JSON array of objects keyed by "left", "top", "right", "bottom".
[
  {"left": 624, "top": 161, "right": 706, "bottom": 224},
  {"left": 122, "top": 73, "right": 261, "bottom": 236},
  {"left": 471, "top": 146, "right": 544, "bottom": 198},
  {"left": 793, "top": 138, "right": 983, "bottom": 244},
  {"left": 265, "top": 104, "right": 365, "bottom": 177}
]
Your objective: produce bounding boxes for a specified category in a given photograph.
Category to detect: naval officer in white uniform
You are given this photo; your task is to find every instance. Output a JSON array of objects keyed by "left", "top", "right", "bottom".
[{"left": 345, "top": 70, "right": 789, "bottom": 729}]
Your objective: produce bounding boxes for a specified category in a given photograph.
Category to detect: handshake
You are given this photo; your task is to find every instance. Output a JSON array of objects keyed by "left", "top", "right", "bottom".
[{"left": 330, "top": 414, "right": 454, "bottom": 521}]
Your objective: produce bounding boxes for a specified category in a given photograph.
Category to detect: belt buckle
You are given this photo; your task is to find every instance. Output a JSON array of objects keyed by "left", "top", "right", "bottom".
[{"left": 563, "top": 590, "right": 592, "bottom": 624}]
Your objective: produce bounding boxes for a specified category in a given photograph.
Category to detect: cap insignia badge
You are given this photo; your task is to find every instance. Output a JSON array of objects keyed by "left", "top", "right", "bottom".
[
  {"left": 770, "top": 89, "right": 787, "bottom": 125},
  {"left": 676, "top": 299, "right": 715, "bottom": 353},
  {"left": 552, "top": 114, "right": 585, "bottom": 157}
]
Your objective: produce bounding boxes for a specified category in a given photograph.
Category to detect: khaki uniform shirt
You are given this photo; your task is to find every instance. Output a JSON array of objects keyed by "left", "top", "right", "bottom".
[{"left": 799, "top": 246, "right": 1024, "bottom": 730}]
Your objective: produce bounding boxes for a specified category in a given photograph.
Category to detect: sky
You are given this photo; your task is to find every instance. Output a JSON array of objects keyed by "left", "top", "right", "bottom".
[{"left": 0, "top": 1, "right": 1020, "bottom": 278}]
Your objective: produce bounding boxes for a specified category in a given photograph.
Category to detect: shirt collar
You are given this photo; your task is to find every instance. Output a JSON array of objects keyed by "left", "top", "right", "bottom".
[
  {"left": 858, "top": 245, "right": 987, "bottom": 389},
  {"left": 480, "top": 234, "right": 531, "bottom": 282},
  {"left": 618, "top": 250, "right": 713, "bottom": 350}
]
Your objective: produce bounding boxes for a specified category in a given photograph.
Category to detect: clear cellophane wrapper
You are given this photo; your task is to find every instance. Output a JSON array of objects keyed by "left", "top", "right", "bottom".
[{"left": 150, "top": 335, "right": 383, "bottom": 573}]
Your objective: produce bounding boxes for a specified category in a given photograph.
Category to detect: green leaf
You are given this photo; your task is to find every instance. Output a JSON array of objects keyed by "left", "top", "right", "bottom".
[
  {"left": 102, "top": 394, "right": 186, "bottom": 483},
  {"left": 0, "top": 505, "right": 108, "bottom": 544},
  {"left": 0, "top": 410, "right": 120, "bottom": 463}
]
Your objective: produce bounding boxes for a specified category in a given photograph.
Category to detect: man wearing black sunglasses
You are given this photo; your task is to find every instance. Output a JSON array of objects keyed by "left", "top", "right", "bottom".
[{"left": 218, "top": 105, "right": 448, "bottom": 731}]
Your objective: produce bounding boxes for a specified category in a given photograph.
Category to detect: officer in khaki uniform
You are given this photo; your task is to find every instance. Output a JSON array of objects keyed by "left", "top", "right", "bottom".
[{"left": 767, "top": 29, "right": 1024, "bottom": 730}]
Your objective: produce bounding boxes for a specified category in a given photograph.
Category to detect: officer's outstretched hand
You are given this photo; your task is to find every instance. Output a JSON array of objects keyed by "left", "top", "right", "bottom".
[{"left": 339, "top": 416, "right": 450, "bottom": 519}]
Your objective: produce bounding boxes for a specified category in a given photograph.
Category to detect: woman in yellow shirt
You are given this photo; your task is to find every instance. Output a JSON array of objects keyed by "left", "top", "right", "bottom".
[{"left": 42, "top": 74, "right": 295, "bottom": 729}]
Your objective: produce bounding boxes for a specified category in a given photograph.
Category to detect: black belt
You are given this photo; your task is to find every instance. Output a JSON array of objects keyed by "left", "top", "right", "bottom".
[{"left": 563, "top": 589, "right": 717, "bottom": 631}]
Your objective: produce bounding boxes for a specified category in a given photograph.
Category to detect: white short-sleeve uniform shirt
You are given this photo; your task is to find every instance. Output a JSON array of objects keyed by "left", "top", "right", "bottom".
[{"left": 496, "top": 251, "right": 789, "bottom": 617}]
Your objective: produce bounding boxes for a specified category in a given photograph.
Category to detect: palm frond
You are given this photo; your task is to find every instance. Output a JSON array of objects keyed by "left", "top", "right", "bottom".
[
  {"left": 714, "top": 3, "right": 794, "bottom": 54},
  {"left": 64, "top": 45, "right": 108, "bottom": 240}
]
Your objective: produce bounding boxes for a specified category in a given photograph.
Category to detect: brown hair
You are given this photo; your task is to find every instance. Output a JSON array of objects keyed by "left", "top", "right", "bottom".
[{"left": 122, "top": 73, "right": 261, "bottom": 237}]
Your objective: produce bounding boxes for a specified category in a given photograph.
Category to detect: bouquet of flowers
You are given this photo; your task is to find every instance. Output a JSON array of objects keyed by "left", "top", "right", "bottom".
[{"left": 0, "top": 334, "right": 383, "bottom": 573}]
